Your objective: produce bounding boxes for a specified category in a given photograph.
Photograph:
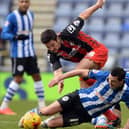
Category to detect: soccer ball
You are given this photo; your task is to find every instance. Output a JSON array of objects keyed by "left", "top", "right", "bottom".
[{"left": 22, "top": 112, "right": 41, "bottom": 129}]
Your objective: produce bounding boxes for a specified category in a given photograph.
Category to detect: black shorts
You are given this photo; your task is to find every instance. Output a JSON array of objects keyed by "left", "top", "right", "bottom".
[
  {"left": 11, "top": 56, "right": 40, "bottom": 76},
  {"left": 58, "top": 90, "right": 92, "bottom": 127}
]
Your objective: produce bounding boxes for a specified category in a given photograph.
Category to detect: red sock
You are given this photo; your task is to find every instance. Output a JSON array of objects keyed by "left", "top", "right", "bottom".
[
  {"left": 85, "top": 78, "right": 96, "bottom": 86},
  {"left": 104, "top": 109, "right": 118, "bottom": 121},
  {"left": 79, "top": 78, "right": 96, "bottom": 86}
]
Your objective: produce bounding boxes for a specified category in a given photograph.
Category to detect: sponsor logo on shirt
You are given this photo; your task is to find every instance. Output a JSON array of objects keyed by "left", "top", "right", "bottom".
[
  {"left": 73, "top": 20, "right": 80, "bottom": 26},
  {"left": 67, "top": 25, "right": 76, "bottom": 34}
]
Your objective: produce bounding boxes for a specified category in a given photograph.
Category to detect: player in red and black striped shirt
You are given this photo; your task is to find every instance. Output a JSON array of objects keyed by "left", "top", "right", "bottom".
[{"left": 41, "top": 0, "right": 108, "bottom": 92}]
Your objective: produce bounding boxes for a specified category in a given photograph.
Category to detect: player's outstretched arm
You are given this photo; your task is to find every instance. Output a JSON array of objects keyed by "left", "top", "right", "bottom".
[
  {"left": 79, "top": 0, "right": 105, "bottom": 20},
  {"left": 48, "top": 69, "right": 89, "bottom": 87},
  {"left": 54, "top": 68, "right": 64, "bottom": 93}
]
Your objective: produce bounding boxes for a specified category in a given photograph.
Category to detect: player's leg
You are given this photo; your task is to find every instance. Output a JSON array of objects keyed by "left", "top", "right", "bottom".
[
  {"left": 41, "top": 115, "right": 63, "bottom": 128},
  {"left": 18, "top": 91, "right": 91, "bottom": 128},
  {"left": 31, "top": 73, "right": 45, "bottom": 108},
  {"left": 18, "top": 92, "right": 70, "bottom": 128},
  {"left": 0, "top": 58, "right": 24, "bottom": 115},
  {"left": 26, "top": 56, "right": 45, "bottom": 108},
  {"left": 95, "top": 104, "right": 121, "bottom": 129},
  {"left": 39, "top": 100, "right": 63, "bottom": 128},
  {"left": 106, "top": 104, "right": 121, "bottom": 127},
  {"left": 18, "top": 100, "right": 63, "bottom": 128},
  {"left": 92, "top": 114, "right": 114, "bottom": 129},
  {"left": 41, "top": 90, "right": 92, "bottom": 128},
  {"left": 76, "top": 58, "right": 99, "bottom": 88},
  {"left": 76, "top": 45, "right": 108, "bottom": 88}
]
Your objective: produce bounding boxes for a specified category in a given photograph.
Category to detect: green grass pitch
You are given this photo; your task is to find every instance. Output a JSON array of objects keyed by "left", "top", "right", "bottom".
[
  {"left": 0, "top": 101, "right": 128, "bottom": 129},
  {"left": 0, "top": 73, "right": 129, "bottom": 128}
]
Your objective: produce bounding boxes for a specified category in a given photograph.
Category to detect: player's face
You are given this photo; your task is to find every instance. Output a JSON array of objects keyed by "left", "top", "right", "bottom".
[
  {"left": 108, "top": 74, "right": 123, "bottom": 90},
  {"left": 45, "top": 40, "right": 61, "bottom": 53},
  {"left": 18, "top": 0, "right": 30, "bottom": 13}
]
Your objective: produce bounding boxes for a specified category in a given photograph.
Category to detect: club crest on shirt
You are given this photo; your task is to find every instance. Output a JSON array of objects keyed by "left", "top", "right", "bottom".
[{"left": 4, "top": 21, "right": 10, "bottom": 27}]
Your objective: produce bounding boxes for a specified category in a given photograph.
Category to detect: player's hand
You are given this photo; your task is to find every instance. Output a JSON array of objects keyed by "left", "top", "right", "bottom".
[
  {"left": 57, "top": 80, "right": 64, "bottom": 94},
  {"left": 48, "top": 77, "right": 59, "bottom": 87},
  {"left": 96, "top": 0, "right": 106, "bottom": 8},
  {"left": 14, "top": 34, "right": 29, "bottom": 40},
  {"left": 48, "top": 77, "right": 64, "bottom": 93}
]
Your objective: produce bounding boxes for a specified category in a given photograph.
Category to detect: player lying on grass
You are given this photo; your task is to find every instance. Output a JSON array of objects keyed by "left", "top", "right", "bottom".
[{"left": 19, "top": 67, "right": 129, "bottom": 129}]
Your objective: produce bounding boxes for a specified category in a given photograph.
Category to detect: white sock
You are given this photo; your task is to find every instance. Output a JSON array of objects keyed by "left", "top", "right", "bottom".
[
  {"left": 0, "top": 80, "right": 19, "bottom": 110},
  {"left": 0, "top": 101, "right": 8, "bottom": 110},
  {"left": 38, "top": 99, "right": 46, "bottom": 108},
  {"left": 34, "top": 80, "right": 45, "bottom": 108}
]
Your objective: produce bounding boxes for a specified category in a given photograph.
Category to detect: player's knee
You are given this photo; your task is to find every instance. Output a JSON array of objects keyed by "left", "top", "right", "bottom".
[
  {"left": 47, "top": 119, "right": 57, "bottom": 127},
  {"left": 40, "top": 107, "right": 52, "bottom": 115},
  {"left": 42, "top": 116, "right": 61, "bottom": 128},
  {"left": 42, "top": 120, "right": 55, "bottom": 128}
]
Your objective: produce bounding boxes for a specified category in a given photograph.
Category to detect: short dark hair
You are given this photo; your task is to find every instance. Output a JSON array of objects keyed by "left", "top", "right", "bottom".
[
  {"left": 111, "top": 67, "right": 126, "bottom": 81},
  {"left": 40, "top": 29, "right": 57, "bottom": 44}
]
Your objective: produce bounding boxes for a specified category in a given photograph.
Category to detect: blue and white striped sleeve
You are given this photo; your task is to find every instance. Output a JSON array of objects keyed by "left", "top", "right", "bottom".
[
  {"left": 1, "top": 13, "right": 15, "bottom": 40},
  {"left": 88, "top": 70, "right": 109, "bottom": 80}
]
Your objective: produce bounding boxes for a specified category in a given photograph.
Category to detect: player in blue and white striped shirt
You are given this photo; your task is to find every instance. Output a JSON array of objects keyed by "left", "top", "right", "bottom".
[
  {"left": 19, "top": 67, "right": 129, "bottom": 128},
  {"left": 1, "top": 1, "right": 35, "bottom": 58},
  {"left": 0, "top": 0, "right": 45, "bottom": 115}
]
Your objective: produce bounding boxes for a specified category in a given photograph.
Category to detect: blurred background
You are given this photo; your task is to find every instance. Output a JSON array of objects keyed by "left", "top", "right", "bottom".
[{"left": 0, "top": 0, "right": 129, "bottom": 72}]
